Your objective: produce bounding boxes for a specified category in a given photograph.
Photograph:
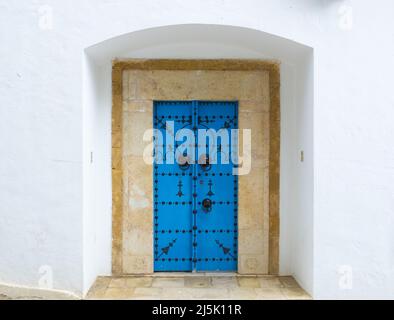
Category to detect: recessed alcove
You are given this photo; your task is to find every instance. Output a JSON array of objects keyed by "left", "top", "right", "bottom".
[{"left": 83, "top": 24, "right": 314, "bottom": 296}]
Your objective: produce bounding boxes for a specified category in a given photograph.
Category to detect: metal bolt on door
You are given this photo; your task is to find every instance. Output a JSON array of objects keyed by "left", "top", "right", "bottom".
[{"left": 153, "top": 101, "right": 238, "bottom": 272}]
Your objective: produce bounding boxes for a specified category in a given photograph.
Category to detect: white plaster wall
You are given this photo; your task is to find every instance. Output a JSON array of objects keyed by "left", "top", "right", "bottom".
[
  {"left": 0, "top": 0, "right": 84, "bottom": 295},
  {"left": 292, "top": 53, "right": 315, "bottom": 294},
  {"left": 82, "top": 57, "right": 112, "bottom": 294},
  {"left": 1, "top": 0, "right": 394, "bottom": 299}
]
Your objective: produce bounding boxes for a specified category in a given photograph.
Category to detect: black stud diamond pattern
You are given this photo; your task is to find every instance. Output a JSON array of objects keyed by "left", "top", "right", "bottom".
[{"left": 154, "top": 101, "right": 238, "bottom": 272}]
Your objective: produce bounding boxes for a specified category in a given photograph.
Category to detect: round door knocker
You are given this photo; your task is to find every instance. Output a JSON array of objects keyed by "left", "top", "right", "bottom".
[
  {"left": 178, "top": 154, "right": 190, "bottom": 171},
  {"left": 202, "top": 198, "right": 213, "bottom": 213},
  {"left": 199, "top": 154, "right": 212, "bottom": 172}
]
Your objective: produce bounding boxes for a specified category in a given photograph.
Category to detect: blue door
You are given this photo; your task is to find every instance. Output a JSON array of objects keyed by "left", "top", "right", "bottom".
[{"left": 154, "top": 101, "right": 238, "bottom": 272}]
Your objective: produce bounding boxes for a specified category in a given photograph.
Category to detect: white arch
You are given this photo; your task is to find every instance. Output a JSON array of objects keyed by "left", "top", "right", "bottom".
[
  {"left": 82, "top": 24, "right": 314, "bottom": 295},
  {"left": 86, "top": 24, "right": 311, "bottom": 64}
]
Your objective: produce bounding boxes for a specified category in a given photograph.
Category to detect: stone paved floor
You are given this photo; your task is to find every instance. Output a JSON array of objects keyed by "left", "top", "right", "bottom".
[{"left": 86, "top": 274, "right": 311, "bottom": 300}]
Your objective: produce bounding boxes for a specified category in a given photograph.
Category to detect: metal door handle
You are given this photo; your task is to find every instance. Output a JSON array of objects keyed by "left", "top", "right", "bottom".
[
  {"left": 178, "top": 155, "right": 190, "bottom": 170},
  {"left": 199, "top": 155, "right": 211, "bottom": 172},
  {"left": 202, "top": 198, "right": 212, "bottom": 213}
]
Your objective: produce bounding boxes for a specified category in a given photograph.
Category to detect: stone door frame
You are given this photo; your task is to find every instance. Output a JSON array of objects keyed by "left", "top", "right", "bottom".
[{"left": 112, "top": 59, "right": 280, "bottom": 275}]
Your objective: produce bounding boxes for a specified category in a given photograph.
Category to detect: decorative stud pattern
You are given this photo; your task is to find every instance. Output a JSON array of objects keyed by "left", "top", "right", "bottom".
[
  {"left": 176, "top": 179, "right": 184, "bottom": 197},
  {"left": 207, "top": 180, "right": 214, "bottom": 197},
  {"left": 154, "top": 101, "right": 238, "bottom": 272},
  {"left": 157, "top": 239, "right": 178, "bottom": 258}
]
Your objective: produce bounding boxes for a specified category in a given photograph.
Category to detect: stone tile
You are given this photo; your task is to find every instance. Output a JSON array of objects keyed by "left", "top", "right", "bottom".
[
  {"left": 122, "top": 70, "right": 129, "bottom": 100},
  {"left": 112, "top": 102, "right": 122, "bottom": 131},
  {"left": 126, "top": 70, "right": 138, "bottom": 100},
  {"left": 239, "top": 71, "right": 268, "bottom": 101},
  {"left": 153, "top": 71, "right": 195, "bottom": 100},
  {"left": 239, "top": 254, "right": 268, "bottom": 274},
  {"left": 191, "top": 71, "right": 241, "bottom": 100},
  {"left": 269, "top": 236, "right": 280, "bottom": 273},
  {"left": 123, "top": 111, "right": 153, "bottom": 157},
  {"left": 122, "top": 171, "right": 128, "bottom": 198},
  {"left": 134, "top": 71, "right": 159, "bottom": 99},
  {"left": 125, "top": 208, "right": 152, "bottom": 232},
  {"left": 239, "top": 165, "right": 268, "bottom": 196},
  {"left": 154, "top": 272, "right": 193, "bottom": 277},
  {"left": 279, "top": 276, "right": 300, "bottom": 288},
  {"left": 125, "top": 156, "right": 153, "bottom": 210},
  {"left": 112, "top": 241, "right": 123, "bottom": 275},
  {"left": 211, "top": 276, "right": 238, "bottom": 288},
  {"left": 86, "top": 287, "right": 106, "bottom": 299},
  {"left": 238, "top": 229, "right": 265, "bottom": 255},
  {"left": 188, "top": 288, "right": 230, "bottom": 300},
  {"left": 239, "top": 100, "right": 270, "bottom": 113},
  {"left": 125, "top": 277, "right": 153, "bottom": 288},
  {"left": 112, "top": 147, "right": 122, "bottom": 170},
  {"left": 161, "top": 288, "right": 195, "bottom": 300},
  {"left": 112, "top": 130, "right": 121, "bottom": 148},
  {"left": 104, "top": 287, "right": 135, "bottom": 300},
  {"left": 93, "top": 276, "right": 111, "bottom": 289},
  {"left": 122, "top": 155, "right": 153, "bottom": 270},
  {"left": 86, "top": 277, "right": 111, "bottom": 299},
  {"left": 237, "top": 277, "right": 261, "bottom": 288},
  {"left": 135, "top": 70, "right": 183, "bottom": 100},
  {"left": 130, "top": 287, "right": 163, "bottom": 300},
  {"left": 112, "top": 116, "right": 122, "bottom": 133},
  {"left": 86, "top": 275, "right": 310, "bottom": 300},
  {"left": 123, "top": 228, "right": 153, "bottom": 256},
  {"left": 281, "top": 287, "right": 311, "bottom": 300},
  {"left": 109, "top": 277, "right": 127, "bottom": 288},
  {"left": 152, "top": 277, "right": 185, "bottom": 288},
  {"left": 262, "top": 168, "right": 270, "bottom": 256},
  {"left": 112, "top": 191, "right": 123, "bottom": 212},
  {"left": 258, "top": 276, "right": 284, "bottom": 288},
  {"left": 228, "top": 288, "right": 257, "bottom": 300},
  {"left": 132, "top": 70, "right": 272, "bottom": 101},
  {"left": 239, "top": 111, "right": 269, "bottom": 159},
  {"left": 255, "top": 288, "right": 285, "bottom": 300},
  {"left": 123, "top": 100, "right": 152, "bottom": 113},
  {"left": 203, "top": 272, "right": 234, "bottom": 277},
  {"left": 122, "top": 255, "right": 153, "bottom": 274},
  {"left": 238, "top": 204, "right": 264, "bottom": 230},
  {"left": 184, "top": 277, "right": 211, "bottom": 288},
  {"left": 112, "top": 169, "right": 122, "bottom": 191},
  {"left": 125, "top": 165, "right": 150, "bottom": 199},
  {"left": 238, "top": 165, "right": 267, "bottom": 230}
]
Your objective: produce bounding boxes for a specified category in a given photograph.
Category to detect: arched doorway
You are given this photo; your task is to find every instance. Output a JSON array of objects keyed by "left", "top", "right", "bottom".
[{"left": 83, "top": 24, "right": 313, "bottom": 292}]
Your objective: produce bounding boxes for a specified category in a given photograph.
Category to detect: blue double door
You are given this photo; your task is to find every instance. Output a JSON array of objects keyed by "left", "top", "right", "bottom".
[{"left": 154, "top": 101, "right": 238, "bottom": 272}]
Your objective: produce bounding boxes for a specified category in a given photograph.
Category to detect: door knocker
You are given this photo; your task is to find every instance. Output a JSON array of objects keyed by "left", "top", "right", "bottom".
[
  {"left": 199, "top": 154, "right": 211, "bottom": 172},
  {"left": 178, "top": 154, "right": 191, "bottom": 170},
  {"left": 202, "top": 198, "right": 213, "bottom": 213}
]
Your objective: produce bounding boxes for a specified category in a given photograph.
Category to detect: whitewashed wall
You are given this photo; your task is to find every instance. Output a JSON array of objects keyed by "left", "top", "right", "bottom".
[{"left": 1, "top": 0, "right": 393, "bottom": 299}]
